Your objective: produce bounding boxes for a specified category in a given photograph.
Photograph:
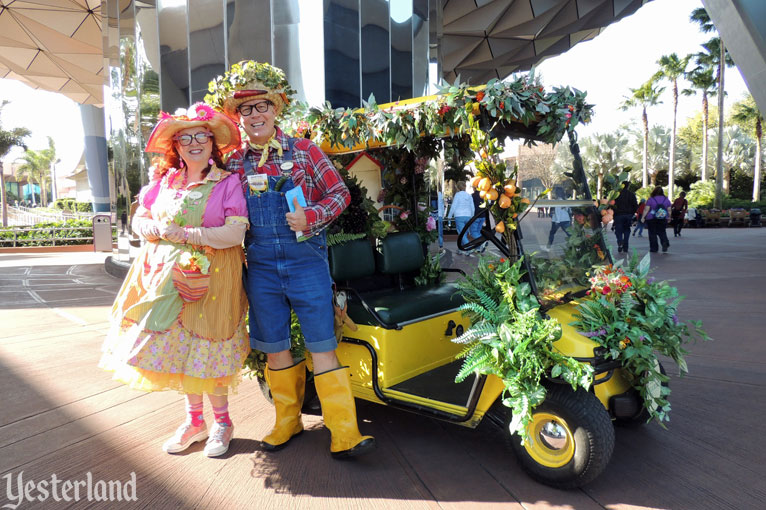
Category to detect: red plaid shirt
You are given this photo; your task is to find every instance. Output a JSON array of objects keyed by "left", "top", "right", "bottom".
[{"left": 226, "top": 127, "right": 350, "bottom": 236}]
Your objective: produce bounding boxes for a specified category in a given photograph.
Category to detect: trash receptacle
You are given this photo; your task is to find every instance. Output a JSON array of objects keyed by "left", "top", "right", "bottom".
[
  {"left": 93, "top": 214, "right": 113, "bottom": 252},
  {"left": 750, "top": 208, "right": 762, "bottom": 227}
]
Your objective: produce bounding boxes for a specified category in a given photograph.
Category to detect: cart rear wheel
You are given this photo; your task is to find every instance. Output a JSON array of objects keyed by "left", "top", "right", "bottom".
[{"left": 507, "top": 384, "right": 614, "bottom": 489}]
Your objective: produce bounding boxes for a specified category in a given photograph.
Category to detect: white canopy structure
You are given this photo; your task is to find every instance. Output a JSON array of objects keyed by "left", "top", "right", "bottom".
[{"left": 0, "top": 0, "right": 103, "bottom": 105}]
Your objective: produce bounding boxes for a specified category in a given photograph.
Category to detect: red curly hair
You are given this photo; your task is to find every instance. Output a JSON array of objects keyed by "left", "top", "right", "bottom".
[{"left": 151, "top": 136, "right": 226, "bottom": 178}]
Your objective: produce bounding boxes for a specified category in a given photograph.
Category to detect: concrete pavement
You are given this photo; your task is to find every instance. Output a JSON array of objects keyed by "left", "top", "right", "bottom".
[{"left": 1, "top": 226, "right": 764, "bottom": 509}]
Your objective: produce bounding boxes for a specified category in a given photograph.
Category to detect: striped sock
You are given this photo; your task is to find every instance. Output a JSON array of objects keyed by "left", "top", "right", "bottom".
[
  {"left": 212, "top": 404, "right": 232, "bottom": 426},
  {"left": 186, "top": 401, "right": 204, "bottom": 427}
]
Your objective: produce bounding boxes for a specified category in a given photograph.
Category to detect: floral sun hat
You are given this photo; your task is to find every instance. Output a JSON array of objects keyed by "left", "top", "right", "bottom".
[
  {"left": 145, "top": 102, "right": 242, "bottom": 155},
  {"left": 205, "top": 60, "right": 296, "bottom": 120}
]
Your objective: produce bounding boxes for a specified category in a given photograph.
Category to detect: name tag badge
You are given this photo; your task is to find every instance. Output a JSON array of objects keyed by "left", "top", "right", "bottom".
[
  {"left": 280, "top": 162, "right": 294, "bottom": 173},
  {"left": 248, "top": 174, "right": 268, "bottom": 193},
  {"left": 188, "top": 191, "right": 203, "bottom": 200}
]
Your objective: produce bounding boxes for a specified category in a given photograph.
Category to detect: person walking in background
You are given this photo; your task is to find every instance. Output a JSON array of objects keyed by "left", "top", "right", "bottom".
[
  {"left": 633, "top": 198, "right": 646, "bottom": 237},
  {"left": 612, "top": 182, "right": 637, "bottom": 253},
  {"left": 671, "top": 191, "right": 688, "bottom": 237},
  {"left": 643, "top": 186, "right": 672, "bottom": 253},
  {"left": 469, "top": 184, "right": 487, "bottom": 253},
  {"left": 546, "top": 188, "right": 571, "bottom": 249},
  {"left": 120, "top": 210, "right": 128, "bottom": 235},
  {"left": 446, "top": 181, "right": 474, "bottom": 255},
  {"left": 99, "top": 103, "right": 249, "bottom": 458},
  {"left": 437, "top": 190, "right": 445, "bottom": 252}
]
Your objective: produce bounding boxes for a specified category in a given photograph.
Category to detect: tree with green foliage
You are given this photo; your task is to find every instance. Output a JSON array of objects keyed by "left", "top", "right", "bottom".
[
  {"left": 709, "top": 126, "right": 754, "bottom": 194},
  {"left": 16, "top": 139, "right": 56, "bottom": 207},
  {"left": 653, "top": 53, "right": 690, "bottom": 201},
  {"left": 646, "top": 126, "right": 671, "bottom": 187},
  {"left": 683, "top": 60, "right": 717, "bottom": 181},
  {"left": 691, "top": 7, "right": 736, "bottom": 208},
  {"left": 0, "top": 101, "right": 31, "bottom": 227},
  {"left": 620, "top": 80, "right": 665, "bottom": 188},
  {"left": 730, "top": 94, "right": 763, "bottom": 202},
  {"left": 581, "top": 132, "right": 629, "bottom": 198}
]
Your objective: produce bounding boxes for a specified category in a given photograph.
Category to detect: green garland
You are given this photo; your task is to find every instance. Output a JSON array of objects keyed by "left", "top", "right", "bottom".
[{"left": 281, "top": 73, "right": 593, "bottom": 152}]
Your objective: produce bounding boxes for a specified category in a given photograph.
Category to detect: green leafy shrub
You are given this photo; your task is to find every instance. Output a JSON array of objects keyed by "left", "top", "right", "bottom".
[
  {"left": 0, "top": 219, "right": 94, "bottom": 247},
  {"left": 686, "top": 180, "right": 716, "bottom": 208}
]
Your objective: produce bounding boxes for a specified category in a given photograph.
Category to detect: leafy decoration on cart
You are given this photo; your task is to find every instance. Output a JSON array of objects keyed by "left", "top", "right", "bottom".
[
  {"left": 571, "top": 254, "right": 710, "bottom": 424},
  {"left": 453, "top": 256, "right": 593, "bottom": 442}
]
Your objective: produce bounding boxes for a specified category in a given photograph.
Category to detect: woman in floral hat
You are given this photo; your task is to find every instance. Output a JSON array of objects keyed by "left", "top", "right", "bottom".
[
  {"left": 208, "top": 61, "right": 375, "bottom": 458},
  {"left": 99, "top": 103, "right": 249, "bottom": 457}
]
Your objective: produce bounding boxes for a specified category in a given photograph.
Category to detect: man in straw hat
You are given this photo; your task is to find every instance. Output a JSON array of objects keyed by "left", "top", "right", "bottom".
[{"left": 207, "top": 61, "right": 375, "bottom": 458}]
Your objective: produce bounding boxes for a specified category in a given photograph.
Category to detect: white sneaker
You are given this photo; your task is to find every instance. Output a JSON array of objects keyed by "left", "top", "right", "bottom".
[
  {"left": 204, "top": 422, "right": 234, "bottom": 457},
  {"left": 162, "top": 421, "right": 208, "bottom": 454}
]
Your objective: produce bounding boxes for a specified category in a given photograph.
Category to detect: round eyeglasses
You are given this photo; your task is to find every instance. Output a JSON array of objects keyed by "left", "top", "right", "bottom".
[
  {"left": 237, "top": 101, "right": 273, "bottom": 116},
  {"left": 174, "top": 132, "right": 213, "bottom": 146}
]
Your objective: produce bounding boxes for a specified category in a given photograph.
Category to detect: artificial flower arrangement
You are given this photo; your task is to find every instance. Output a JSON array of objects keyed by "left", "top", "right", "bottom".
[
  {"left": 177, "top": 249, "right": 211, "bottom": 275},
  {"left": 571, "top": 254, "right": 709, "bottom": 423}
]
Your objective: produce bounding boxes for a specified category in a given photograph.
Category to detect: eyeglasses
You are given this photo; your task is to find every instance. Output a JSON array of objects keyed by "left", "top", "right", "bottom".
[
  {"left": 174, "top": 132, "right": 213, "bottom": 146},
  {"left": 237, "top": 101, "right": 273, "bottom": 116}
]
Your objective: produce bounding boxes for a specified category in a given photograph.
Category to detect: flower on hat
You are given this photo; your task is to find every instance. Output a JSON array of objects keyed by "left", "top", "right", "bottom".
[{"left": 192, "top": 103, "right": 215, "bottom": 121}]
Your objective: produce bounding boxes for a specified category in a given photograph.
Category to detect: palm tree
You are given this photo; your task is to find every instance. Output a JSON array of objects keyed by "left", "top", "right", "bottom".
[
  {"left": 581, "top": 132, "right": 629, "bottom": 198},
  {"left": 646, "top": 125, "right": 671, "bottom": 187},
  {"left": 16, "top": 149, "right": 50, "bottom": 206},
  {"left": 730, "top": 94, "right": 763, "bottom": 201},
  {"left": 691, "top": 7, "right": 735, "bottom": 208},
  {"left": 620, "top": 80, "right": 665, "bottom": 188},
  {"left": 653, "top": 53, "right": 690, "bottom": 201},
  {"left": 709, "top": 126, "right": 754, "bottom": 194},
  {"left": 682, "top": 63, "right": 717, "bottom": 181},
  {"left": 0, "top": 101, "right": 31, "bottom": 226}
]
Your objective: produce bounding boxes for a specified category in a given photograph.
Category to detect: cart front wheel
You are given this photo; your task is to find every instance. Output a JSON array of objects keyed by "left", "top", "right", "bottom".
[{"left": 507, "top": 384, "right": 614, "bottom": 489}]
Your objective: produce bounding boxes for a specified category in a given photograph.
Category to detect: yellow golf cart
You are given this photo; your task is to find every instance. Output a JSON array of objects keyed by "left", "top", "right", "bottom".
[{"left": 255, "top": 83, "right": 652, "bottom": 489}]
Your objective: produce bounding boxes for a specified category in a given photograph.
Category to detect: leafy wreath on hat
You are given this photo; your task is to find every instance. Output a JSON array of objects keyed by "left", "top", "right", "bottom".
[{"left": 204, "top": 60, "right": 297, "bottom": 119}]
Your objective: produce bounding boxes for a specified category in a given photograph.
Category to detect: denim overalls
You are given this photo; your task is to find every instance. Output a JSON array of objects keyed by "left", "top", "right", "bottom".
[{"left": 243, "top": 141, "right": 337, "bottom": 354}]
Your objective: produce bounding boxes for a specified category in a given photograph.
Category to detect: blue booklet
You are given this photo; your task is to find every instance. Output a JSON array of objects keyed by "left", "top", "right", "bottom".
[{"left": 285, "top": 186, "right": 309, "bottom": 241}]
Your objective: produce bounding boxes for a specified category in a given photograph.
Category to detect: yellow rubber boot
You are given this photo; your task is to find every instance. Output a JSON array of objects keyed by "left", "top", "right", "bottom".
[
  {"left": 261, "top": 360, "right": 306, "bottom": 451},
  {"left": 314, "top": 367, "right": 376, "bottom": 459}
]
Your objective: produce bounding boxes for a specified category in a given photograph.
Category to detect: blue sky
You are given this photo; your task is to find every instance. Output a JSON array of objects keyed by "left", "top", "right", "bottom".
[{"left": 0, "top": 0, "right": 750, "bottom": 177}]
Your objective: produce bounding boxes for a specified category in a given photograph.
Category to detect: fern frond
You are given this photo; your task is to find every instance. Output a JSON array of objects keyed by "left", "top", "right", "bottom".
[{"left": 453, "top": 323, "right": 499, "bottom": 344}]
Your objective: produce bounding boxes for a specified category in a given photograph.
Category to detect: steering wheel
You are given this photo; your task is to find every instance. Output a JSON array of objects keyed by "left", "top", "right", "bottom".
[{"left": 456, "top": 207, "right": 511, "bottom": 257}]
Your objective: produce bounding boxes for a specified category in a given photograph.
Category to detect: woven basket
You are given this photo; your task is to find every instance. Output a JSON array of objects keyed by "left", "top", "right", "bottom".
[{"left": 171, "top": 263, "right": 210, "bottom": 302}]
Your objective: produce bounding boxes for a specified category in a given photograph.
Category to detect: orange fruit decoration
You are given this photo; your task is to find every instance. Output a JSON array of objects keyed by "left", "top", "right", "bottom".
[
  {"left": 503, "top": 184, "right": 516, "bottom": 196},
  {"left": 498, "top": 194, "right": 511, "bottom": 209},
  {"left": 470, "top": 176, "right": 482, "bottom": 188},
  {"left": 478, "top": 177, "right": 492, "bottom": 192},
  {"left": 495, "top": 221, "right": 505, "bottom": 233},
  {"left": 479, "top": 190, "right": 487, "bottom": 199},
  {"left": 520, "top": 197, "right": 530, "bottom": 205},
  {"left": 487, "top": 188, "right": 499, "bottom": 201}
]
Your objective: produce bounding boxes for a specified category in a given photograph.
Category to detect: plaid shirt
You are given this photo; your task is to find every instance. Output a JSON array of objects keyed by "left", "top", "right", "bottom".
[{"left": 226, "top": 127, "right": 350, "bottom": 236}]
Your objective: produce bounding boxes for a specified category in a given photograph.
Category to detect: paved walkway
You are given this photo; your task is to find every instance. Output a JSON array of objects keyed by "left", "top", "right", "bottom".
[{"left": 1, "top": 227, "right": 765, "bottom": 509}]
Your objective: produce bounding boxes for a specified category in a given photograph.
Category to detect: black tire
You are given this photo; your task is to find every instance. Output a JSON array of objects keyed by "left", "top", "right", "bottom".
[
  {"left": 615, "top": 361, "right": 668, "bottom": 427},
  {"left": 506, "top": 384, "right": 615, "bottom": 489},
  {"left": 256, "top": 369, "right": 320, "bottom": 415}
]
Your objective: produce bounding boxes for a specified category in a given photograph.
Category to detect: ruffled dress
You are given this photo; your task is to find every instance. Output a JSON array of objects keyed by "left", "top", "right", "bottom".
[{"left": 99, "top": 166, "right": 250, "bottom": 395}]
